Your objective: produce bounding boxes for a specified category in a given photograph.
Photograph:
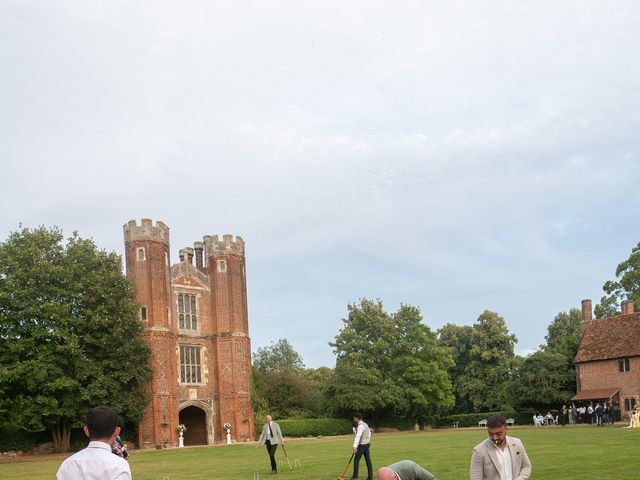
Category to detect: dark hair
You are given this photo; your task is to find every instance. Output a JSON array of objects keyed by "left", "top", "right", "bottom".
[
  {"left": 86, "top": 406, "right": 120, "bottom": 440},
  {"left": 353, "top": 412, "right": 363, "bottom": 420},
  {"left": 486, "top": 415, "right": 507, "bottom": 428}
]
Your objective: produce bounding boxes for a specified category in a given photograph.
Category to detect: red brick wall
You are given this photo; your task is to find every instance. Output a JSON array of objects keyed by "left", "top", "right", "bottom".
[
  {"left": 125, "top": 222, "right": 254, "bottom": 447},
  {"left": 578, "top": 357, "right": 640, "bottom": 415}
]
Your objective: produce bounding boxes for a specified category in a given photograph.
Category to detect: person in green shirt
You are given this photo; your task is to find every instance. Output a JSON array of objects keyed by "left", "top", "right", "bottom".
[{"left": 377, "top": 460, "right": 437, "bottom": 480}]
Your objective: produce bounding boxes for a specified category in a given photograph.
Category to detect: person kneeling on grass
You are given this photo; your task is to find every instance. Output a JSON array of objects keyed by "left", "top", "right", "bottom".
[{"left": 377, "top": 460, "right": 437, "bottom": 480}]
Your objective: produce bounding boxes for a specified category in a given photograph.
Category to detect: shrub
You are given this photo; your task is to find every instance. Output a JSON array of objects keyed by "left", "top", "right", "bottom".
[
  {"left": 0, "top": 428, "right": 37, "bottom": 452},
  {"left": 256, "top": 418, "right": 353, "bottom": 438},
  {"left": 427, "top": 411, "right": 533, "bottom": 428}
]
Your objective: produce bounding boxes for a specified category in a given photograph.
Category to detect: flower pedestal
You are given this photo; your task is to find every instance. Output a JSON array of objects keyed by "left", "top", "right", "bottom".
[
  {"left": 225, "top": 429, "right": 231, "bottom": 445},
  {"left": 179, "top": 431, "right": 184, "bottom": 448}
]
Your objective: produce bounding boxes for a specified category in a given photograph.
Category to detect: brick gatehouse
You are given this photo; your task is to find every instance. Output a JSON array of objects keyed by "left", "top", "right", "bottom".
[{"left": 123, "top": 219, "right": 254, "bottom": 448}]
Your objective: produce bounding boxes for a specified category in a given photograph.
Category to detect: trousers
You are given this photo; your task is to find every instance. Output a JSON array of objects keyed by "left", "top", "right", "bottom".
[
  {"left": 353, "top": 443, "right": 372, "bottom": 479},
  {"left": 265, "top": 440, "right": 278, "bottom": 471}
]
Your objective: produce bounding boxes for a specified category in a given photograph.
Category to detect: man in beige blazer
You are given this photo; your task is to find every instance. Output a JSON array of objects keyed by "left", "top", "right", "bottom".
[
  {"left": 470, "top": 415, "right": 531, "bottom": 480},
  {"left": 256, "top": 414, "right": 284, "bottom": 474}
]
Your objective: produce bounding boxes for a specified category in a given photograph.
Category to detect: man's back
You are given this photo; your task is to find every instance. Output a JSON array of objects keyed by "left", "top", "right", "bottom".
[{"left": 56, "top": 441, "right": 131, "bottom": 480}]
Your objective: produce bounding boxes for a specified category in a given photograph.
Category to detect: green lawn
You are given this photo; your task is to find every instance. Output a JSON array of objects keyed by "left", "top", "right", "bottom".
[{"left": 1, "top": 425, "right": 638, "bottom": 479}]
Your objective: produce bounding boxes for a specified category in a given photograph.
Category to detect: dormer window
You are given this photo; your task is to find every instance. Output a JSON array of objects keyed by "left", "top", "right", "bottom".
[
  {"left": 137, "top": 248, "right": 145, "bottom": 260},
  {"left": 218, "top": 260, "right": 226, "bottom": 273}
]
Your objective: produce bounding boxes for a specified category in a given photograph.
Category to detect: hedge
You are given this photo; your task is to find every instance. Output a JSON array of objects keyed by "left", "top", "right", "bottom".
[
  {"left": 0, "top": 427, "right": 52, "bottom": 453},
  {"left": 427, "top": 411, "right": 534, "bottom": 428},
  {"left": 257, "top": 418, "right": 353, "bottom": 438}
]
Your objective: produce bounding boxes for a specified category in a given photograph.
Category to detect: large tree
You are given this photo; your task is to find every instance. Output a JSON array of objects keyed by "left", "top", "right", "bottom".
[
  {"left": 544, "top": 308, "right": 582, "bottom": 360},
  {"left": 252, "top": 339, "right": 315, "bottom": 418},
  {"left": 510, "top": 350, "right": 576, "bottom": 410},
  {"left": 0, "top": 227, "right": 151, "bottom": 452},
  {"left": 439, "top": 310, "right": 517, "bottom": 412},
  {"left": 595, "top": 241, "right": 640, "bottom": 317},
  {"left": 253, "top": 339, "right": 304, "bottom": 373},
  {"left": 437, "top": 323, "right": 474, "bottom": 413},
  {"left": 327, "top": 299, "right": 454, "bottom": 422}
]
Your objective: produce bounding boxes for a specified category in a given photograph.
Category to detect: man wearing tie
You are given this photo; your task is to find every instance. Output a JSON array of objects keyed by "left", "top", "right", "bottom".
[{"left": 256, "top": 414, "right": 284, "bottom": 474}]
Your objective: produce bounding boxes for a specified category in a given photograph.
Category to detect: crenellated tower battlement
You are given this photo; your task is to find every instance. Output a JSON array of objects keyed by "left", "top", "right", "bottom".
[
  {"left": 124, "top": 218, "right": 170, "bottom": 245},
  {"left": 203, "top": 234, "right": 245, "bottom": 257}
]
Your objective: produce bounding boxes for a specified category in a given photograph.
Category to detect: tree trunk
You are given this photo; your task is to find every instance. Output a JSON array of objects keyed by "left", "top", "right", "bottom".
[{"left": 51, "top": 419, "right": 72, "bottom": 452}]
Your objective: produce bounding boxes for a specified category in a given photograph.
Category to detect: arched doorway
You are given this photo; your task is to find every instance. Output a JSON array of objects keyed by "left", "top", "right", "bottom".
[{"left": 179, "top": 406, "right": 207, "bottom": 446}]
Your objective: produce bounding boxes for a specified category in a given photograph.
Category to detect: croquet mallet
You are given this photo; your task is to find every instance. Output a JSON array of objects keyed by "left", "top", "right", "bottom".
[
  {"left": 281, "top": 444, "right": 293, "bottom": 470},
  {"left": 336, "top": 452, "right": 355, "bottom": 480}
]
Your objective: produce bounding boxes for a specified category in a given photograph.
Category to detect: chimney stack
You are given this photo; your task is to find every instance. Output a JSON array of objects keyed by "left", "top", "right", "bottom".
[
  {"left": 178, "top": 247, "right": 194, "bottom": 265},
  {"left": 581, "top": 299, "right": 593, "bottom": 322},
  {"left": 194, "top": 241, "right": 204, "bottom": 271},
  {"left": 622, "top": 300, "right": 635, "bottom": 315}
]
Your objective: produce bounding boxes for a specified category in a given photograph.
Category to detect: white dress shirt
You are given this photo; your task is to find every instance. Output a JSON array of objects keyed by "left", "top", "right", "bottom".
[
  {"left": 56, "top": 440, "right": 132, "bottom": 480},
  {"left": 352, "top": 420, "right": 371, "bottom": 449},
  {"left": 492, "top": 442, "right": 513, "bottom": 480}
]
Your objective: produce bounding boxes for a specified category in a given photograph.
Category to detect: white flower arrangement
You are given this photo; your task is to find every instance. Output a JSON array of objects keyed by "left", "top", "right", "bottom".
[
  {"left": 223, "top": 422, "right": 232, "bottom": 430},
  {"left": 177, "top": 424, "right": 187, "bottom": 433}
]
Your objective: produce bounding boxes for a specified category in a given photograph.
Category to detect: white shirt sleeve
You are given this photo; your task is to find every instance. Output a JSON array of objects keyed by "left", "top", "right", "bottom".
[{"left": 353, "top": 422, "right": 363, "bottom": 449}]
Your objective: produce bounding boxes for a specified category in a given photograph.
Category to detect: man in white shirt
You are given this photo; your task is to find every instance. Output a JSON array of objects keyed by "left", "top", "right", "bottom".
[
  {"left": 57, "top": 405, "right": 131, "bottom": 480},
  {"left": 470, "top": 415, "right": 531, "bottom": 480},
  {"left": 350, "top": 412, "right": 373, "bottom": 480}
]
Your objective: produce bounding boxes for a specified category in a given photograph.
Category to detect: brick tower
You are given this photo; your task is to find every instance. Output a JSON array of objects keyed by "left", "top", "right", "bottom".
[
  {"left": 204, "top": 234, "right": 254, "bottom": 442},
  {"left": 123, "top": 219, "right": 179, "bottom": 449},
  {"left": 123, "top": 220, "right": 253, "bottom": 448}
]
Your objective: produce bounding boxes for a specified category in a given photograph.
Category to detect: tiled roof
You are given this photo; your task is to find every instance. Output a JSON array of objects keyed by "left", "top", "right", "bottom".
[
  {"left": 571, "top": 388, "right": 619, "bottom": 401},
  {"left": 575, "top": 312, "right": 640, "bottom": 363}
]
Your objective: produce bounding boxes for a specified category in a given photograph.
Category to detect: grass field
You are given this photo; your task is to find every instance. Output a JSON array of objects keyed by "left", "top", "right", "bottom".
[{"left": 1, "top": 425, "right": 638, "bottom": 479}]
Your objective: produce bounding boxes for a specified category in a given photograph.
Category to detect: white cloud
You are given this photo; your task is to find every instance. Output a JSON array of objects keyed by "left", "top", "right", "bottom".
[{"left": 1, "top": 1, "right": 639, "bottom": 366}]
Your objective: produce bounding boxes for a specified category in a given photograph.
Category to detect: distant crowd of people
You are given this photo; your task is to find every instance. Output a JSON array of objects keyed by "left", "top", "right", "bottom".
[{"left": 534, "top": 402, "right": 619, "bottom": 427}]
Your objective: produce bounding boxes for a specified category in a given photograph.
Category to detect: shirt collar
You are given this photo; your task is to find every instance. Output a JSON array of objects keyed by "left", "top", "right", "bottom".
[{"left": 87, "top": 441, "right": 112, "bottom": 451}]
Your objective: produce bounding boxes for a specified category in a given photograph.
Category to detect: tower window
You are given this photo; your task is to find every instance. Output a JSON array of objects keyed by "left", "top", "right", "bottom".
[
  {"left": 137, "top": 248, "right": 145, "bottom": 260},
  {"left": 178, "top": 293, "right": 198, "bottom": 330},
  {"left": 179, "top": 345, "right": 202, "bottom": 383},
  {"left": 218, "top": 260, "right": 226, "bottom": 272},
  {"left": 140, "top": 306, "right": 147, "bottom": 321}
]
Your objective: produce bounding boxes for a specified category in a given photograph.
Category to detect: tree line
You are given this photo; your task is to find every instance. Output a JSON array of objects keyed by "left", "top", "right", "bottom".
[
  {"left": 251, "top": 303, "right": 581, "bottom": 423},
  {"left": 1, "top": 226, "right": 639, "bottom": 451},
  {"left": 254, "top": 241, "right": 640, "bottom": 422}
]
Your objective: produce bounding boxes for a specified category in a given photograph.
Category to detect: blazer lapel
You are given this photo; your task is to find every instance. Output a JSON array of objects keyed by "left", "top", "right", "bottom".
[
  {"left": 507, "top": 437, "right": 519, "bottom": 478},
  {"left": 485, "top": 439, "right": 502, "bottom": 476}
]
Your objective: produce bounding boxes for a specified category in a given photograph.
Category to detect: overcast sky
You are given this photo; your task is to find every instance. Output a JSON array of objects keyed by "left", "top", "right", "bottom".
[{"left": 1, "top": 1, "right": 639, "bottom": 368}]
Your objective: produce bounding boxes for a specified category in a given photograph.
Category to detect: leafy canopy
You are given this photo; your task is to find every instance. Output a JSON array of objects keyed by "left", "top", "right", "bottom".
[
  {"left": 438, "top": 310, "right": 517, "bottom": 412},
  {"left": 327, "top": 299, "right": 454, "bottom": 421},
  {"left": 0, "top": 226, "right": 151, "bottom": 451},
  {"left": 595, "top": 241, "right": 640, "bottom": 317}
]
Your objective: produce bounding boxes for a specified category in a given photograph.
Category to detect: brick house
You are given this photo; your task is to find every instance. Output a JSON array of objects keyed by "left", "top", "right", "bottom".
[
  {"left": 572, "top": 299, "right": 640, "bottom": 421},
  {"left": 123, "top": 219, "right": 254, "bottom": 448}
]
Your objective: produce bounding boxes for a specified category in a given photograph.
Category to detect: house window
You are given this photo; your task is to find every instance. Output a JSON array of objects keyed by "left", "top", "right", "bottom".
[
  {"left": 178, "top": 293, "right": 198, "bottom": 330},
  {"left": 180, "top": 345, "right": 202, "bottom": 383},
  {"left": 137, "top": 248, "right": 145, "bottom": 260},
  {"left": 619, "top": 358, "right": 631, "bottom": 372},
  {"left": 218, "top": 260, "right": 226, "bottom": 272},
  {"left": 625, "top": 398, "right": 637, "bottom": 412},
  {"left": 140, "top": 306, "right": 147, "bottom": 321}
]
